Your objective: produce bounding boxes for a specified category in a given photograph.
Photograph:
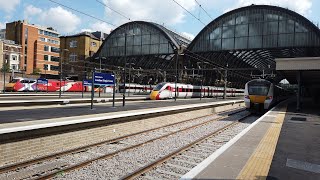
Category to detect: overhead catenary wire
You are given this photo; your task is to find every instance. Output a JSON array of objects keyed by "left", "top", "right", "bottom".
[
  {"left": 96, "top": 0, "right": 131, "bottom": 21},
  {"left": 194, "top": 0, "right": 213, "bottom": 20},
  {"left": 48, "top": 0, "right": 250, "bottom": 83},
  {"left": 48, "top": 0, "right": 117, "bottom": 28},
  {"left": 171, "top": 0, "right": 207, "bottom": 26}
]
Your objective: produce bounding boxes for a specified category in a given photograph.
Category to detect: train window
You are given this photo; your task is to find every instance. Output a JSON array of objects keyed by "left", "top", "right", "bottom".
[
  {"left": 248, "top": 85, "right": 269, "bottom": 96},
  {"left": 153, "top": 83, "right": 165, "bottom": 91},
  {"left": 10, "top": 79, "right": 19, "bottom": 83},
  {"left": 20, "top": 80, "right": 29, "bottom": 83}
]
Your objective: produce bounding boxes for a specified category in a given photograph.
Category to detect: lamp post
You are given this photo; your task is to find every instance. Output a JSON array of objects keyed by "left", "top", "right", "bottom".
[
  {"left": 95, "top": 56, "right": 106, "bottom": 97},
  {"left": 122, "top": 33, "right": 127, "bottom": 106},
  {"left": 192, "top": 68, "right": 195, "bottom": 84},
  {"left": 223, "top": 64, "right": 228, "bottom": 99},
  {"left": 2, "top": 59, "right": 7, "bottom": 93},
  {"left": 59, "top": 49, "right": 69, "bottom": 98},
  {"left": 197, "top": 62, "right": 203, "bottom": 101},
  {"left": 127, "top": 62, "right": 135, "bottom": 96},
  {"left": 174, "top": 48, "right": 179, "bottom": 101},
  {"left": 44, "top": 65, "right": 48, "bottom": 93}
]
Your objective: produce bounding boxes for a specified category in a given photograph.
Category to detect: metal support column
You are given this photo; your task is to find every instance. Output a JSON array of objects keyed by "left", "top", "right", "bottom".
[
  {"left": 122, "top": 33, "right": 127, "bottom": 106},
  {"left": 200, "top": 61, "right": 203, "bottom": 101},
  {"left": 91, "top": 68, "right": 95, "bottom": 109},
  {"left": 296, "top": 70, "right": 301, "bottom": 111},
  {"left": 175, "top": 49, "right": 178, "bottom": 101},
  {"left": 223, "top": 69, "right": 227, "bottom": 99},
  {"left": 113, "top": 74, "right": 116, "bottom": 107},
  {"left": 2, "top": 60, "right": 5, "bottom": 93},
  {"left": 59, "top": 57, "right": 62, "bottom": 98}
]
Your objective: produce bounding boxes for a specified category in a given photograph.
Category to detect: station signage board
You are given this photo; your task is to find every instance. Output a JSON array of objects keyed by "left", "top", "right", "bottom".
[
  {"left": 84, "top": 73, "right": 115, "bottom": 86},
  {"left": 37, "top": 78, "right": 48, "bottom": 84},
  {"left": 93, "top": 72, "right": 115, "bottom": 86}
]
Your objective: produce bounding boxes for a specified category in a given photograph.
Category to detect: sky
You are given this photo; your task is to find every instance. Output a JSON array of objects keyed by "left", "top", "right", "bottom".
[{"left": 0, "top": 0, "right": 319, "bottom": 40}]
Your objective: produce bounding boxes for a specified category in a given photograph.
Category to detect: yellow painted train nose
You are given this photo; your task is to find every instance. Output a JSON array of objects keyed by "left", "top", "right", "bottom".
[
  {"left": 150, "top": 91, "right": 158, "bottom": 100},
  {"left": 249, "top": 95, "right": 266, "bottom": 103}
]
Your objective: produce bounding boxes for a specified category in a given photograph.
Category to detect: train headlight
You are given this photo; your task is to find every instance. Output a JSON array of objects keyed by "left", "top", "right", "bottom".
[{"left": 266, "top": 96, "right": 273, "bottom": 100}]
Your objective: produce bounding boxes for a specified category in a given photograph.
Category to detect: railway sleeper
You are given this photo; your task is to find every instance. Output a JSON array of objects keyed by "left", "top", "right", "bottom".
[{"left": 1, "top": 161, "right": 67, "bottom": 180}]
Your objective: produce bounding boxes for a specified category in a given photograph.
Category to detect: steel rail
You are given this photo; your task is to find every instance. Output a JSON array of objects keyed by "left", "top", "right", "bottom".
[
  {"left": 120, "top": 113, "right": 251, "bottom": 180},
  {"left": 36, "top": 110, "right": 246, "bottom": 179},
  {"left": 0, "top": 108, "right": 245, "bottom": 179}
]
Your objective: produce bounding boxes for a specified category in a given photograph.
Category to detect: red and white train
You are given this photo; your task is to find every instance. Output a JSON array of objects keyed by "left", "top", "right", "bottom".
[
  {"left": 5, "top": 78, "right": 155, "bottom": 93},
  {"left": 5, "top": 77, "right": 85, "bottom": 92},
  {"left": 119, "top": 83, "right": 155, "bottom": 93},
  {"left": 150, "top": 82, "right": 244, "bottom": 100}
]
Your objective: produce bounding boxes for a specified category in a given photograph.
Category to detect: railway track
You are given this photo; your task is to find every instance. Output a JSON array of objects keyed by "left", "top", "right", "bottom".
[
  {"left": 122, "top": 113, "right": 254, "bottom": 180},
  {"left": 0, "top": 107, "right": 247, "bottom": 180}
]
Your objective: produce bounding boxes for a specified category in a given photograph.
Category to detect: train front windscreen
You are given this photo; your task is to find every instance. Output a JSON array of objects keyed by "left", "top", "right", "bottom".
[
  {"left": 248, "top": 81, "right": 271, "bottom": 96},
  {"left": 150, "top": 83, "right": 166, "bottom": 100},
  {"left": 153, "top": 83, "right": 166, "bottom": 91}
]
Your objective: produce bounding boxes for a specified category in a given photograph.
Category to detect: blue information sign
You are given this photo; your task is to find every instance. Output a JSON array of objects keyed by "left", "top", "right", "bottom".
[
  {"left": 37, "top": 78, "right": 48, "bottom": 84},
  {"left": 94, "top": 72, "right": 115, "bottom": 85},
  {"left": 83, "top": 79, "right": 92, "bottom": 86}
]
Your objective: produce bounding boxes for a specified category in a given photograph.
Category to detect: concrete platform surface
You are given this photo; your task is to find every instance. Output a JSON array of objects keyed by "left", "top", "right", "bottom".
[
  {"left": 0, "top": 99, "right": 243, "bottom": 135},
  {"left": 0, "top": 97, "right": 241, "bottom": 124},
  {"left": 182, "top": 98, "right": 319, "bottom": 180},
  {"left": 267, "top": 99, "right": 320, "bottom": 180}
]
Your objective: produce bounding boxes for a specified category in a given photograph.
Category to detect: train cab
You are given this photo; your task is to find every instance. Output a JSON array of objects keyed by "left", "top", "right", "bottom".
[
  {"left": 244, "top": 79, "right": 274, "bottom": 111},
  {"left": 150, "top": 82, "right": 171, "bottom": 100}
]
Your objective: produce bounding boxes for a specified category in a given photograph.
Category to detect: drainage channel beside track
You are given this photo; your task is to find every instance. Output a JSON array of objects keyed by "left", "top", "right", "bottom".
[{"left": 0, "top": 107, "right": 246, "bottom": 180}]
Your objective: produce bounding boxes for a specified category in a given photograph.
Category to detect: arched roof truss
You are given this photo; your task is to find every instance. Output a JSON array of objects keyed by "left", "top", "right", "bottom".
[{"left": 187, "top": 5, "right": 320, "bottom": 85}]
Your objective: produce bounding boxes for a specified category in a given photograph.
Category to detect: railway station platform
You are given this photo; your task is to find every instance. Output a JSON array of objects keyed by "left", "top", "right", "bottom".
[
  {"left": 0, "top": 98, "right": 243, "bottom": 167},
  {"left": 182, "top": 98, "right": 320, "bottom": 180}
]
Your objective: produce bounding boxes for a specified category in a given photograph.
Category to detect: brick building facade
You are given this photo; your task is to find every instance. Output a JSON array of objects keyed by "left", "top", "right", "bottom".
[
  {"left": 60, "top": 31, "right": 105, "bottom": 80},
  {"left": 6, "top": 20, "right": 60, "bottom": 78}
]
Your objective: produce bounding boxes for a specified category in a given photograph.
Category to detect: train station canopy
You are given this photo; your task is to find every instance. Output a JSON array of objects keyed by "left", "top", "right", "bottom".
[
  {"left": 186, "top": 5, "right": 320, "bottom": 87},
  {"left": 94, "top": 21, "right": 191, "bottom": 83},
  {"left": 94, "top": 5, "right": 320, "bottom": 87}
]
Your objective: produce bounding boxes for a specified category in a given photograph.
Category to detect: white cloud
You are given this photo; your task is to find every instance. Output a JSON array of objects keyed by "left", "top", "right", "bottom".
[
  {"left": 81, "top": 22, "right": 113, "bottom": 34},
  {"left": 0, "top": 0, "right": 20, "bottom": 13},
  {"left": 181, "top": 32, "right": 195, "bottom": 40},
  {"left": 0, "top": 22, "right": 5, "bottom": 29},
  {"left": 102, "top": 0, "right": 197, "bottom": 26},
  {"left": 39, "top": 6, "right": 81, "bottom": 33},
  {"left": 226, "top": 0, "right": 312, "bottom": 16},
  {"left": 24, "top": 5, "right": 42, "bottom": 19},
  {"left": 80, "top": 28, "right": 93, "bottom": 32},
  {"left": 90, "top": 22, "right": 113, "bottom": 34}
]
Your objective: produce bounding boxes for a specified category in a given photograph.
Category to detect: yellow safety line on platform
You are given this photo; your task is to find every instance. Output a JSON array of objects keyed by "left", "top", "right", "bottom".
[{"left": 237, "top": 106, "right": 287, "bottom": 180}]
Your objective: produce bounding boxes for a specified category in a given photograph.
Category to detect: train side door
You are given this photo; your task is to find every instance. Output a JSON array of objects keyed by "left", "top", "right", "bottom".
[{"left": 165, "top": 85, "right": 172, "bottom": 99}]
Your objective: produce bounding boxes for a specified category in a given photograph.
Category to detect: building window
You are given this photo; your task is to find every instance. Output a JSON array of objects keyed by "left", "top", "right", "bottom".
[
  {"left": 69, "top": 52, "right": 77, "bottom": 62},
  {"left": 51, "top": 65, "right": 59, "bottom": 71},
  {"left": 91, "top": 42, "right": 97, "bottom": 47},
  {"left": 38, "top": 30, "right": 44, "bottom": 35},
  {"left": 39, "top": 37, "right": 46, "bottom": 42},
  {"left": 69, "top": 40, "right": 77, "bottom": 48},
  {"left": 51, "top": 56, "right": 60, "bottom": 62},
  {"left": 44, "top": 64, "right": 48, "bottom": 70},
  {"left": 44, "top": 55, "right": 49, "bottom": 61},
  {"left": 51, "top": 47, "right": 60, "bottom": 53},
  {"left": 44, "top": 45, "right": 50, "bottom": 51},
  {"left": 12, "top": 55, "right": 17, "bottom": 61},
  {"left": 11, "top": 65, "right": 19, "bottom": 70}
]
